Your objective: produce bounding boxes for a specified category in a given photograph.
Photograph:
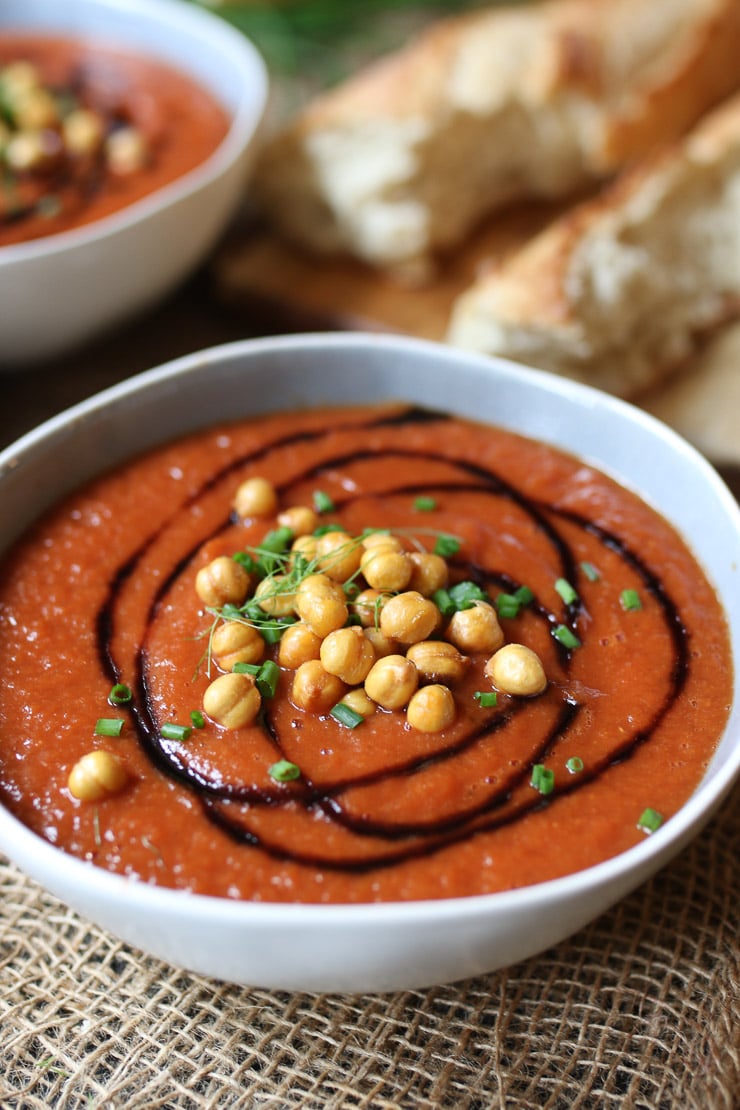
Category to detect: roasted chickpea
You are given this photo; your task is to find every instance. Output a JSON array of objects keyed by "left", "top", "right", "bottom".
[
  {"left": 106, "top": 125, "right": 148, "bottom": 174},
  {"left": 211, "top": 620, "right": 264, "bottom": 671},
  {"left": 254, "top": 574, "right": 296, "bottom": 617},
  {"left": 339, "top": 688, "right": 377, "bottom": 720},
  {"left": 379, "top": 591, "right": 439, "bottom": 644},
  {"left": 363, "top": 627, "right": 396, "bottom": 658},
  {"left": 361, "top": 532, "right": 402, "bottom": 551},
  {"left": 294, "top": 574, "right": 348, "bottom": 638},
  {"left": 406, "top": 685, "right": 456, "bottom": 733},
  {"left": 364, "top": 654, "right": 418, "bottom": 710},
  {"left": 447, "top": 601, "right": 504, "bottom": 654},
  {"left": 408, "top": 552, "right": 449, "bottom": 597},
  {"left": 352, "top": 588, "right": 387, "bottom": 628},
  {"left": 406, "top": 640, "right": 467, "bottom": 683},
  {"left": 291, "top": 660, "right": 346, "bottom": 713},
  {"left": 360, "top": 545, "right": 412, "bottom": 592},
  {"left": 278, "top": 622, "right": 322, "bottom": 669},
  {"left": 195, "top": 555, "right": 250, "bottom": 608},
  {"left": 277, "top": 505, "right": 318, "bottom": 536},
  {"left": 63, "top": 108, "right": 104, "bottom": 156},
  {"left": 5, "top": 131, "right": 47, "bottom": 172},
  {"left": 316, "top": 530, "right": 362, "bottom": 582},
  {"left": 485, "top": 643, "right": 547, "bottom": 697},
  {"left": 233, "top": 476, "right": 278, "bottom": 519},
  {"left": 12, "top": 87, "right": 58, "bottom": 130},
  {"left": 68, "top": 750, "right": 129, "bottom": 802},
  {"left": 320, "top": 626, "right": 376, "bottom": 685},
  {"left": 203, "top": 671, "right": 261, "bottom": 728},
  {"left": 291, "top": 533, "right": 318, "bottom": 565}
]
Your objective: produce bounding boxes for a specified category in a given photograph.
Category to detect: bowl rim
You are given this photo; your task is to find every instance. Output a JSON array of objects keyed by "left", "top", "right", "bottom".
[
  {"left": 0, "top": 0, "right": 268, "bottom": 265},
  {"left": 0, "top": 330, "right": 738, "bottom": 928}
]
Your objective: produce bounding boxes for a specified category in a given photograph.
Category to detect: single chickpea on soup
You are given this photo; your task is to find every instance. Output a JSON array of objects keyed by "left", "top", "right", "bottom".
[{"left": 0, "top": 404, "right": 731, "bottom": 903}]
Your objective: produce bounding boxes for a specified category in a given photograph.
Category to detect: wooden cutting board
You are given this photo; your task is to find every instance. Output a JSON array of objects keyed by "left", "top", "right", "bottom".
[{"left": 212, "top": 205, "right": 740, "bottom": 467}]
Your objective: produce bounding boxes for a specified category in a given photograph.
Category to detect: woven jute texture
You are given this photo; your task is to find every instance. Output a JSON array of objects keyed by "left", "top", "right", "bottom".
[{"left": 0, "top": 782, "right": 737, "bottom": 1110}]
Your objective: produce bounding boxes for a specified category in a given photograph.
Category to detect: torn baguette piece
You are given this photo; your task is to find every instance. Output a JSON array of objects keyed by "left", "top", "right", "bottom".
[
  {"left": 254, "top": 0, "right": 740, "bottom": 280},
  {"left": 447, "top": 89, "right": 740, "bottom": 398}
]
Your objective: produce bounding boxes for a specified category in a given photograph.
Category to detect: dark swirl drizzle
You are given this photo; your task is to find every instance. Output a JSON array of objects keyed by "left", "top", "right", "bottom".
[{"left": 95, "top": 407, "right": 689, "bottom": 874}]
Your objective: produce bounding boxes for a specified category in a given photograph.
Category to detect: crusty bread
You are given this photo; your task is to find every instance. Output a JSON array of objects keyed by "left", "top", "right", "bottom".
[
  {"left": 446, "top": 90, "right": 740, "bottom": 397},
  {"left": 253, "top": 0, "right": 740, "bottom": 280}
]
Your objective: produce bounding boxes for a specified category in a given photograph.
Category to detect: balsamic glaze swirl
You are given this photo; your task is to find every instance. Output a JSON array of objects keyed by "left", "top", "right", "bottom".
[{"left": 96, "top": 407, "right": 689, "bottom": 874}]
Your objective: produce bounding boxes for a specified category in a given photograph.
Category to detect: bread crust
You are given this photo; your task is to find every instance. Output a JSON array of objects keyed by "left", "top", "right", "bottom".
[
  {"left": 254, "top": 0, "right": 740, "bottom": 277},
  {"left": 447, "top": 90, "right": 740, "bottom": 396}
]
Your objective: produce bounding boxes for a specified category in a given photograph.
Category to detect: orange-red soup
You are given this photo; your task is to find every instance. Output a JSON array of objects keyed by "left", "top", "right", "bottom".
[
  {"left": 0, "top": 405, "right": 732, "bottom": 903},
  {"left": 0, "top": 34, "right": 230, "bottom": 247}
]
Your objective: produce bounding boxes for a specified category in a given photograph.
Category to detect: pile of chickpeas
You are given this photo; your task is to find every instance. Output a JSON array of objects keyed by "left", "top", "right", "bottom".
[
  {"left": 0, "top": 60, "right": 148, "bottom": 182},
  {"left": 196, "top": 476, "right": 549, "bottom": 735}
]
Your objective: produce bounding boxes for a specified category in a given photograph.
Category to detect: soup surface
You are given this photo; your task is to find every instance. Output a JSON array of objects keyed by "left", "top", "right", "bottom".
[
  {"left": 0, "top": 405, "right": 732, "bottom": 903},
  {"left": 0, "top": 34, "right": 230, "bottom": 247}
]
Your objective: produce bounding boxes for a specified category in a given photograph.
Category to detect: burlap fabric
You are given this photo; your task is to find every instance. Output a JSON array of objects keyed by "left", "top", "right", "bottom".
[{"left": 0, "top": 779, "right": 736, "bottom": 1110}]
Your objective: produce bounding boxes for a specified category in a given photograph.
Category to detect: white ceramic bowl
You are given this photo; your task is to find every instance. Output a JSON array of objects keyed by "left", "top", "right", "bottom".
[
  {"left": 0, "top": 0, "right": 267, "bottom": 366},
  {"left": 1, "top": 333, "right": 738, "bottom": 993}
]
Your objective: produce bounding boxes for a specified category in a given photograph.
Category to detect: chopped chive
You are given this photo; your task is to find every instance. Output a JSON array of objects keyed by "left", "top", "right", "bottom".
[
  {"left": 108, "top": 683, "right": 132, "bottom": 706},
  {"left": 94, "top": 718, "right": 124, "bottom": 738},
  {"left": 413, "top": 496, "right": 437, "bottom": 512},
  {"left": 160, "top": 723, "right": 192, "bottom": 743},
  {"left": 313, "top": 490, "right": 335, "bottom": 513},
  {"left": 330, "top": 702, "right": 365, "bottom": 728},
  {"left": 637, "top": 807, "right": 663, "bottom": 834},
  {"left": 530, "top": 764, "right": 555, "bottom": 795},
  {"left": 565, "top": 756, "right": 584, "bottom": 774},
  {"left": 232, "top": 551, "right": 258, "bottom": 572},
  {"left": 448, "top": 580, "right": 488, "bottom": 611},
  {"left": 621, "top": 588, "right": 643, "bottom": 611},
  {"left": 474, "top": 691, "right": 497, "bottom": 708},
  {"left": 495, "top": 593, "right": 521, "bottom": 619},
  {"left": 256, "top": 659, "right": 280, "bottom": 699},
  {"left": 432, "top": 587, "right": 456, "bottom": 618},
  {"left": 434, "top": 534, "right": 460, "bottom": 558},
  {"left": 555, "top": 578, "right": 578, "bottom": 605},
  {"left": 220, "top": 602, "right": 244, "bottom": 621},
  {"left": 261, "top": 620, "right": 295, "bottom": 644},
  {"left": 233, "top": 662, "right": 261, "bottom": 675},
  {"left": 269, "top": 759, "right": 301, "bottom": 783},
  {"left": 514, "top": 585, "right": 534, "bottom": 606},
  {"left": 190, "top": 710, "right": 206, "bottom": 729},
  {"left": 552, "top": 624, "right": 581, "bottom": 649},
  {"left": 580, "top": 561, "right": 600, "bottom": 582},
  {"left": 259, "top": 526, "right": 294, "bottom": 553},
  {"left": 312, "top": 522, "right": 340, "bottom": 537}
]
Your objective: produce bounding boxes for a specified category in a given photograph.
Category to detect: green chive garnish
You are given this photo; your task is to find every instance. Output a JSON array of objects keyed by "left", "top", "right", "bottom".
[
  {"left": 434, "top": 534, "right": 460, "bottom": 557},
  {"left": 190, "top": 710, "right": 206, "bottom": 729},
  {"left": 108, "top": 683, "right": 132, "bottom": 706},
  {"left": 531, "top": 764, "right": 555, "bottom": 795},
  {"left": 495, "top": 593, "right": 521, "bottom": 619},
  {"left": 474, "top": 691, "right": 497, "bottom": 708},
  {"left": 330, "top": 702, "right": 364, "bottom": 728},
  {"left": 413, "top": 496, "right": 437, "bottom": 512},
  {"left": 160, "top": 723, "right": 192, "bottom": 742},
  {"left": 552, "top": 624, "right": 581, "bottom": 649},
  {"left": 269, "top": 760, "right": 301, "bottom": 783},
  {"left": 514, "top": 585, "right": 534, "bottom": 606},
  {"left": 233, "top": 662, "right": 260, "bottom": 675},
  {"left": 637, "top": 807, "right": 663, "bottom": 834},
  {"left": 580, "top": 561, "right": 600, "bottom": 582},
  {"left": 313, "top": 490, "right": 335, "bottom": 513},
  {"left": 256, "top": 660, "right": 280, "bottom": 699},
  {"left": 94, "top": 718, "right": 124, "bottom": 738},
  {"left": 555, "top": 578, "right": 578, "bottom": 605},
  {"left": 621, "top": 588, "right": 643, "bottom": 611},
  {"left": 448, "top": 580, "right": 488, "bottom": 610},
  {"left": 232, "top": 551, "right": 258, "bottom": 572},
  {"left": 432, "top": 587, "right": 456, "bottom": 618},
  {"left": 565, "top": 756, "right": 584, "bottom": 774}
]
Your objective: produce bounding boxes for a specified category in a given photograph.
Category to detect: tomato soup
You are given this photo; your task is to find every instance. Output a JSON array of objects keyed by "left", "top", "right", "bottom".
[
  {"left": 0, "top": 405, "right": 732, "bottom": 903},
  {"left": 0, "top": 35, "right": 230, "bottom": 247}
]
